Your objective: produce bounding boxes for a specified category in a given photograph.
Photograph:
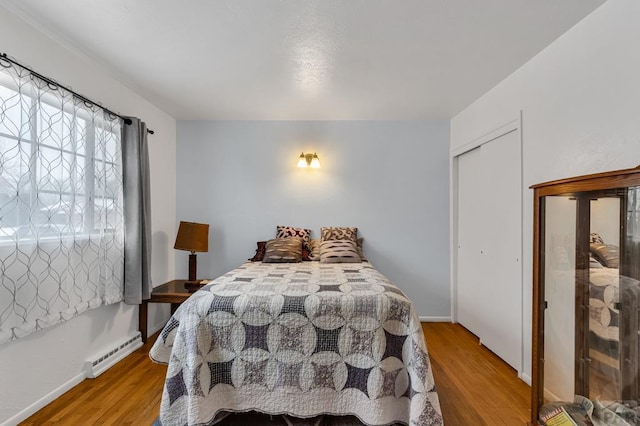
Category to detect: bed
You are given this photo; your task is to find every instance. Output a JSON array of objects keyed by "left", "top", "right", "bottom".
[{"left": 149, "top": 260, "right": 443, "bottom": 426}]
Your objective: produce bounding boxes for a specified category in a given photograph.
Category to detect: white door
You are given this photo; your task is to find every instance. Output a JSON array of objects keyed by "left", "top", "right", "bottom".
[
  {"left": 456, "top": 146, "right": 486, "bottom": 337},
  {"left": 456, "top": 129, "right": 522, "bottom": 371}
]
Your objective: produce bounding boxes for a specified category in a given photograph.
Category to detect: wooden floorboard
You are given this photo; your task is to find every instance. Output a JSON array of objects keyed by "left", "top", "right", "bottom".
[
  {"left": 21, "top": 323, "right": 530, "bottom": 425},
  {"left": 20, "top": 333, "right": 167, "bottom": 426},
  {"left": 423, "top": 322, "right": 531, "bottom": 425}
]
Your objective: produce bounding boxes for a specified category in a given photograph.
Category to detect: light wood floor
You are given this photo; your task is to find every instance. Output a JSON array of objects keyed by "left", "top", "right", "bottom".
[
  {"left": 21, "top": 322, "right": 530, "bottom": 425},
  {"left": 422, "top": 322, "right": 531, "bottom": 425}
]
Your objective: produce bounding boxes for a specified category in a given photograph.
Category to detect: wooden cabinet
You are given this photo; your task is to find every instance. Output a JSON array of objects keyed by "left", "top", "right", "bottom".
[{"left": 531, "top": 166, "right": 640, "bottom": 424}]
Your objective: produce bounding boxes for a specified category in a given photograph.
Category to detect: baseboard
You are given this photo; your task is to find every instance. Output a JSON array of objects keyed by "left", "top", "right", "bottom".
[
  {"left": 1, "top": 372, "right": 85, "bottom": 426},
  {"left": 519, "top": 372, "right": 532, "bottom": 386},
  {"left": 419, "top": 316, "right": 452, "bottom": 322},
  {"left": 2, "top": 331, "right": 147, "bottom": 426},
  {"left": 544, "top": 387, "right": 561, "bottom": 402},
  {"left": 147, "top": 302, "right": 172, "bottom": 339}
]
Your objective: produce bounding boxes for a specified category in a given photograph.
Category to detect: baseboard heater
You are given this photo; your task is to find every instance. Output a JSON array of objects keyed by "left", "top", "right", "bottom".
[{"left": 84, "top": 332, "right": 143, "bottom": 378}]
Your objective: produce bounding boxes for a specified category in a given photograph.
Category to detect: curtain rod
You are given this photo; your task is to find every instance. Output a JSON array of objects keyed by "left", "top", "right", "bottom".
[{"left": 0, "top": 52, "right": 154, "bottom": 135}]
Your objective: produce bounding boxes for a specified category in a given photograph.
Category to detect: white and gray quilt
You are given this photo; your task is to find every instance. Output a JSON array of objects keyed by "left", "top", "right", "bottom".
[{"left": 150, "top": 262, "right": 443, "bottom": 426}]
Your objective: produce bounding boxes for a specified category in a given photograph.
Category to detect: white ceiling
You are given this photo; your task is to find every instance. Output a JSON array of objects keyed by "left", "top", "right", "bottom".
[{"left": 1, "top": 0, "right": 606, "bottom": 120}]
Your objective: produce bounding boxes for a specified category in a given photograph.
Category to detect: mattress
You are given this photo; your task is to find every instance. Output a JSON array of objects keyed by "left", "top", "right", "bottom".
[{"left": 150, "top": 261, "right": 443, "bottom": 426}]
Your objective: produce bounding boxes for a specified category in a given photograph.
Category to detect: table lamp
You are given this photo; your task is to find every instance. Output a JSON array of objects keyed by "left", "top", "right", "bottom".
[{"left": 174, "top": 221, "right": 209, "bottom": 283}]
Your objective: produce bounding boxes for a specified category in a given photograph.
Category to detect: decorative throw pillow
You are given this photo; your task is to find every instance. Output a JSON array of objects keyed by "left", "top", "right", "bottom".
[
  {"left": 319, "top": 240, "right": 361, "bottom": 263},
  {"left": 263, "top": 237, "right": 303, "bottom": 263},
  {"left": 356, "top": 237, "right": 367, "bottom": 261},
  {"left": 276, "top": 226, "right": 312, "bottom": 259},
  {"left": 589, "top": 254, "right": 603, "bottom": 269},
  {"left": 308, "top": 238, "right": 321, "bottom": 261},
  {"left": 320, "top": 226, "right": 358, "bottom": 242},
  {"left": 590, "top": 232, "right": 604, "bottom": 244},
  {"left": 591, "top": 243, "right": 619, "bottom": 268},
  {"left": 301, "top": 246, "right": 312, "bottom": 262},
  {"left": 249, "top": 241, "right": 267, "bottom": 262}
]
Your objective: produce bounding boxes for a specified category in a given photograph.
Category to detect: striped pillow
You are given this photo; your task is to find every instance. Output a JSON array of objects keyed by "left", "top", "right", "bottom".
[
  {"left": 276, "top": 226, "right": 312, "bottom": 260},
  {"left": 263, "top": 238, "right": 303, "bottom": 263},
  {"left": 319, "top": 240, "right": 361, "bottom": 263}
]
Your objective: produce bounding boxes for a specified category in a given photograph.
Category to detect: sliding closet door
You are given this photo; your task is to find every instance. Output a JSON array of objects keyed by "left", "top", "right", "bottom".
[
  {"left": 456, "top": 129, "right": 522, "bottom": 371},
  {"left": 457, "top": 147, "right": 486, "bottom": 337},
  {"left": 478, "top": 130, "right": 522, "bottom": 369}
]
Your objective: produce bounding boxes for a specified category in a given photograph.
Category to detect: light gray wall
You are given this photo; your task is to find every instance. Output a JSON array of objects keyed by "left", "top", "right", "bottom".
[
  {"left": 451, "top": 0, "right": 640, "bottom": 380},
  {"left": 176, "top": 120, "right": 450, "bottom": 317}
]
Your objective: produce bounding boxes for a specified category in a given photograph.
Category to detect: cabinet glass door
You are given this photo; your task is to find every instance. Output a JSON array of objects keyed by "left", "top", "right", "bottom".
[
  {"left": 543, "top": 195, "right": 578, "bottom": 403},
  {"left": 587, "top": 196, "right": 622, "bottom": 402},
  {"left": 541, "top": 186, "right": 640, "bottom": 419}
]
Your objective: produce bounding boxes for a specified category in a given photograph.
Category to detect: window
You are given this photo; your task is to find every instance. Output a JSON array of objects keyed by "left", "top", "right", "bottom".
[
  {"left": 0, "top": 82, "right": 121, "bottom": 242},
  {"left": 0, "top": 61, "right": 125, "bottom": 344}
]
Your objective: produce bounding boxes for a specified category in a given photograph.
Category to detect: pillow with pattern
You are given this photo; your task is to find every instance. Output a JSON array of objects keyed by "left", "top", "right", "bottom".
[
  {"left": 263, "top": 237, "right": 303, "bottom": 263},
  {"left": 589, "top": 254, "right": 603, "bottom": 269},
  {"left": 591, "top": 243, "right": 619, "bottom": 268},
  {"left": 249, "top": 241, "right": 267, "bottom": 262},
  {"left": 276, "top": 226, "right": 312, "bottom": 260},
  {"left": 309, "top": 238, "right": 321, "bottom": 261},
  {"left": 590, "top": 232, "right": 604, "bottom": 244},
  {"left": 320, "top": 226, "right": 358, "bottom": 242},
  {"left": 319, "top": 240, "right": 361, "bottom": 263}
]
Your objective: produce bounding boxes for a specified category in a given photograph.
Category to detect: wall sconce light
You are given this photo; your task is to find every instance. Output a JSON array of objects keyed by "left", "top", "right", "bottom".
[{"left": 297, "top": 152, "right": 321, "bottom": 168}]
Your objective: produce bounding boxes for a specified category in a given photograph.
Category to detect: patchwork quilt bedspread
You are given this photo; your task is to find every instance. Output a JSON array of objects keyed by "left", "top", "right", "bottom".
[{"left": 150, "top": 261, "right": 443, "bottom": 426}]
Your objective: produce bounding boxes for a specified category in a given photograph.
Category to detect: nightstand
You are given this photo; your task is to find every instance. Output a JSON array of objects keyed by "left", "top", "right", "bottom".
[{"left": 139, "top": 279, "right": 204, "bottom": 343}]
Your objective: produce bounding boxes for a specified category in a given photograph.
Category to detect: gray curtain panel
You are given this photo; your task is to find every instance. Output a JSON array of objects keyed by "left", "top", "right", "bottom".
[{"left": 122, "top": 117, "right": 152, "bottom": 304}]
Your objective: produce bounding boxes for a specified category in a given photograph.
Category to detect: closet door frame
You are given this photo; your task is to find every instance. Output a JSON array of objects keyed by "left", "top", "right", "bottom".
[{"left": 450, "top": 113, "right": 524, "bottom": 373}]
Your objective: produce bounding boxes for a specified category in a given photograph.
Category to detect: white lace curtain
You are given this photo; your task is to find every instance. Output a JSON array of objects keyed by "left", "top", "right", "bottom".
[{"left": 0, "top": 58, "right": 124, "bottom": 344}]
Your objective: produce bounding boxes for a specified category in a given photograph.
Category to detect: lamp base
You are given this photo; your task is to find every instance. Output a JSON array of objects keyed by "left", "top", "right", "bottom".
[{"left": 188, "top": 253, "right": 197, "bottom": 281}]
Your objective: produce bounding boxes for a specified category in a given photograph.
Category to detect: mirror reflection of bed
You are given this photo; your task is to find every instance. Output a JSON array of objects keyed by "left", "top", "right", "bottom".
[
  {"left": 588, "top": 197, "right": 622, "bottom": 404},
  {"left": 541, "top": 186, "right": 640, "bottom": 424},
  {"left": 587, "top": 193, "right": 640, "bottom": 408}
]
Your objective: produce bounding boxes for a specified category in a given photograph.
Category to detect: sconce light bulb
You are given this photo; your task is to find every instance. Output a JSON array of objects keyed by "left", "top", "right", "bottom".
[
  {"left": 297, "top": 152, "right": 307, "bottom": 168},
  {"left": 310, "top": 153, "right": 321, "bottom": 169}
]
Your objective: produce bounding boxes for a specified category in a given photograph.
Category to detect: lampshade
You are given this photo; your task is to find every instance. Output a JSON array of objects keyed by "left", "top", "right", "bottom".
[
  {"left": 297, "top": 152, "right": 307, "bottom": 168},
  {"left": 309, "top": 153, "right": 320, "bottom": 168},
  {"left": 174, "top": 221, "right": 209, "bottom": 253}
]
